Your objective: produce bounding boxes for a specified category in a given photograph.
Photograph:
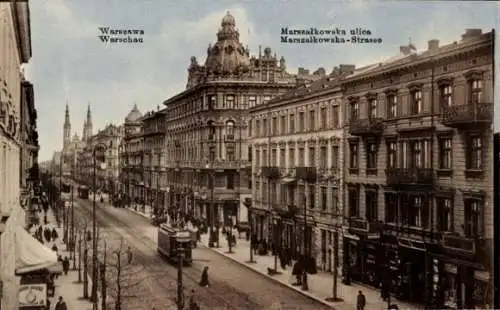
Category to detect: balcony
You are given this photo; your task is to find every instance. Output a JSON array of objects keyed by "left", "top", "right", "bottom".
[
  {"left": 261, "top": 166, "right": 281, "bottom": 179},
  {"left": 295, "top": 166, "right": 317, "bottom": 182},
  {"left": 348, "top": 218, "right": 379, "bottom": 235},
  {"left": 442, "top": 233, "right": 476, "bottom": 255},
  {"left": 224, "top": 134, "right": 234, "bottom": 142},
  {"left": 441, "top": 102, "right": 492, "bottom": 129},
  {"left": 386, "top": 168, "right": 434, "bottom": 188},
  {"left": 349, "top": 118, "right": 384, "bottom": 137}
]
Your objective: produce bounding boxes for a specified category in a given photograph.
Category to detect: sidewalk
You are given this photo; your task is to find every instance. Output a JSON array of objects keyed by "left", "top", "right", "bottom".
[
  {"left": 124, "top": 206, "right": 420, "bottom": 310},
  {"left": 199, "top": 232, "right": 420, "bottom": 310},
  {"left": 44, "top": 208, "right": 107, "bottom": 310},
  {"left": 127, "top": 204, "right": 153, "bottom": 220}
]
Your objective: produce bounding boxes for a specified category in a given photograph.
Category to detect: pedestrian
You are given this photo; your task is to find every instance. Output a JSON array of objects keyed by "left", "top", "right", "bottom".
[
  {"left": 62, "top": 256, "right": 70, "bottom": 275},
  {"left": 51, "top": 227, "right": 58, "bottom": 241},
  {"left": 44, "top": 228, "right": 51, "bottom": 242},
  {"left": 51, "top": 244, "right": 58, "bottom": 253},
  {"left": 55, "top": 296, "right": 67, "bottom": 310},
  {"left": 127, "top": 246, "right": 133, "bottom": 264},
  {"left": 357, "top": 290, "right": 366, "bottom": 310},
  {"left": 188, "top": 289, "right": 200, "bottom": 310},
  {"left": 199, "top": 266, "right": 209, "bottom": 287}
]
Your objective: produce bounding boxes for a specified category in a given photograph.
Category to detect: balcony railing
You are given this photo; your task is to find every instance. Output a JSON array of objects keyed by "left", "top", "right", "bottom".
[
  {"left": 348, "top": 218, "right": 378, "bottom": 234},
  {"left": 224, "top": 134, "right": 234, "bottom": 141},
  {"left": 441, "top": 102, "right": 492, "bottom": 129},
  {"left": 261, "top": 166, "right": 281, "bottom": 179},
  {"left": 295, "top": 166, "right": 317, "bottom": 182},
  {"left": 442, "top": 233, "right": 476, "bottom": 254},
  {"left": 349, "top": 117, "right": 384, "bottom": 137},
  {"left": 386, "top": 168, "right": 434, "bottom": 187}
]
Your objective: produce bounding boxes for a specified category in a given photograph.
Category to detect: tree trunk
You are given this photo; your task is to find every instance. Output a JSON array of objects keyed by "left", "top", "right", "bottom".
[
  {"left": 83, "top": 247, "right": 89, "bottom": 299},
  {"left": 116, "top": 252, "right": 121, "bottom": 310}
]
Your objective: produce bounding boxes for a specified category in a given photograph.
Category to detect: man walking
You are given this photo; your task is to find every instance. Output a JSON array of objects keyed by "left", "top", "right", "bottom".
[
  {"left": 55, "top": 296, "right": 67, "bottom": 310},
  {"left": 357, "top": 290, "right": 366, "bottom": 310}
]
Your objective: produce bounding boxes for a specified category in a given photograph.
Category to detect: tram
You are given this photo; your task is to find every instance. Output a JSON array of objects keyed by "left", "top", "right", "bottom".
[
  {"left": 157, "top": 223, "right": 193, "bottom": 266},
  {"left": 77, "top": 186, "right": 89, "bottom": 199}
]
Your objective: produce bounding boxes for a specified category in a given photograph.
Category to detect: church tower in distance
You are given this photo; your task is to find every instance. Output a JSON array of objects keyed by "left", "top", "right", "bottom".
[{"left": 63, "top": 103, "right": 71, "bottom": 149}]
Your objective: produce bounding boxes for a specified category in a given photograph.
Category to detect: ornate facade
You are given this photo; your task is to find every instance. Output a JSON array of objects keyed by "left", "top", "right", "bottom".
[
  {"left": 342, "top": 29, "right": 493, "bottom": 308},
  {"left": 20, "top": 78, "right": 39, "bottom": 192},
  {"left": 140, "top": 108, "right": 167, "bottom": 217},
  {"left": 163, "top": 12, "right": 323, "bottom": 229},
  {"left": 250, "top": 65, "right": 353, "bottom": 274},
  {"left": 119, "top": 104, "right": 145, "bottom": 205},
  {"left": 0, "top": 2, "right": 32, "bottom": 309},
  {"left": 60, "top": 104, "right": 89, "bottom": 178}
]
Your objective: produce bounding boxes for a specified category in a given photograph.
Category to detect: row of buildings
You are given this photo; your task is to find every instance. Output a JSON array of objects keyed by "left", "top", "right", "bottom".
[
  {"left": 54, "top": 12, "right": 494, "bottom": 309},
  {"left": 0, "top": 2, "right": 42, "bottom": 309}
]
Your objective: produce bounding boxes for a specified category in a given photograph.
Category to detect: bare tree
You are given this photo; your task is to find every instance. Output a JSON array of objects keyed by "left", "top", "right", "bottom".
[{"left": 104, "top": 237, "right": 147, "bottom": 310}]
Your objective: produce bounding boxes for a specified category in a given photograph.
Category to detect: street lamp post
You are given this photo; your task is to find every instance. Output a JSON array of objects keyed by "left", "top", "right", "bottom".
[
  {"left": 244, "top": 198, "right": 256, "bottom": 264},
  {"left": 176, "top": 230, "right": 191, "bottom": 310},
  {"left": 91, "top": 143, "right": 107, "bottom": 308}
]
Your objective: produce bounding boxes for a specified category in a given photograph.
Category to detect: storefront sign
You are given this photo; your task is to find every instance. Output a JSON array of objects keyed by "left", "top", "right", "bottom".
[{"left": 18, "top": 284, "right": 46, "bottom": 307}]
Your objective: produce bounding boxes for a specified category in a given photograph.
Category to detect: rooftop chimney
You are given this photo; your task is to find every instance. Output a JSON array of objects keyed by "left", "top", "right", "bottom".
[
  {"left": 428, "top": 39, "right": 439, "bottom": 51},
  {"left": 461, "top": 28, "right": 483, "bottom": 41}
]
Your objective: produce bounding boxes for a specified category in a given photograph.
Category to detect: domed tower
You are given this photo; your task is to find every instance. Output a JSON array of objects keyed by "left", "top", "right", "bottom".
[
  {"left": 124, "top": 104, "right": 143, "bottom": 137},
  {"left": 204, "top": 11, "right": 250, "bottom": 75}
]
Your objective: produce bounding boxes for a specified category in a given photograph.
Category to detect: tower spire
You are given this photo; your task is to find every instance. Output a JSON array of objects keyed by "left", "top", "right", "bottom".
[
  {"left": 63, "top": 101, "right": 71, "bottom": 149},
  {"left": 83, "top": 103, "right": 93, "bottom": 142}
]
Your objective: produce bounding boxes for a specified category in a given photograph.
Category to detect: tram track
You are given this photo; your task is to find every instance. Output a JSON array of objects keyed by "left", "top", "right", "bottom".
[{"left": 74, "top": 199, "right": 261, "bottom": 310}]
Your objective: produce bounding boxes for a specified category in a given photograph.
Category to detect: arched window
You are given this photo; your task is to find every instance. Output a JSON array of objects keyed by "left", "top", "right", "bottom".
[
  {"left": 208, "top": 121, "right": 216, "bottom": 141},
  {"left": 226, "top": 120, "right": 235, "bottom": 139}
]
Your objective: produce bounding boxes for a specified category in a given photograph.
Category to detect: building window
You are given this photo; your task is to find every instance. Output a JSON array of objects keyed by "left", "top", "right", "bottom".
[
  {"left": 386, "top": 94, "right": 397, "bottom": 119},
  {"left": 209, "top": 147, "right": 216, "bottom": 162},
  {"left": 368, "top": 98, "right": 377, "bottom": 119},
  {"left": 248, "top": 146, "right": 252, "bottom": 162},
  {"left": 280, "top": 148, "right": 285, "bottom": 168},
  {"left": 350, "top": 101, "right": 359, "bottom": 121},
  {"left": 298, "top": 148, "right": 305, "bottom": 166},
  {"left": 272, "top": 117, "right": 278, "bottom": 135},
  {"left": 248, "top": 119, "right": 253, "bottom": 138},
  {"left": 271, "top": 149, "right": 277, "bottom": 166},
  {"left": 321, "top": 187, "right": 327, "bottom": 211},
  {"left": 248, "top": 96, "right": 257, "bottom": 108},
  {"left": 411, "top": 89, "right": 423, "bottom": 115},
  {"left": 226, "top": 121, "right": 235, "bottom": 139},
  {"left": 309, "top": 110, "right": 316, "bottom": 131},
  {"left": 289, "top": 114, "right": 295, "bottom": 132},
  {"left": 366, "top": 142, "right": 378, "bottom": 174},
  {"left": 411, "top": 140, "right": 424, "bottom": 169},
  {"left": 262, "top": 150, "right": 267, "bottom": 165},
  {"left": 262, "top": 119, "right": 268, "bottom": 136},
  {"left": 298, "top": 112, "right": 305, "bottom": 132},
  {"left": 226, "top": 174, "right": 234, "bottom": 189},
  {"left": 209, "top": 95, "right": 216, "bottom": 109},
  {"left": 320, "top": 107, "right": 327, "bottom": 129},
  {"left": 308, "top": 147, "right": 315, "bottom": 166},
  {"left": 349, "top": 142, "right": 358, "bottom": 172},
  {"left": 437, "top": 197, "right": 453, "bottom": 232},
  {"left": 289, "top": 148, "right": 295, "bottom": 167},
  {"left": 469, "top": 79, "right": 483, "bottom": 104},
  {"left": 385, "top": 193, "right": 398, "bottom": 223},
  {"left": 332, "top": 105, "right": 339, "bottom": 128},
  {"left": 225, "top": 95, "right": 235, "bottom": 109},
  {"left": 331, "top": 189, "right": 338, "bottom": 214},
  {"left": 438, "top": 137, "right": 452, "bottom": 170},
  {"left": 348, "top": 187, "right": 359, "bottom": 217},
  {"left": 365, "top": 190, "right": 378, "bottom": 221},
  {"left": 467, "top": 135, "right": 482, "bottom": 170},
  {"left": 387, "top": 141, "right": 397, "bottom": 169},
  {"left": 255, "top": 120, "right": 260, "bottom": 137},
  {"left": 464, "top": 199, "right": 482, "bottom": 238},
  {"left": 255, "top": 150, "right": 260, "bottom": 167},
  {"left": 319, "top": 146, "right": 327, "bottom": 169},
  {"left": 331, "top": 145, "right": 339, "bottom": 170},
  {"left": 440, "top": 84, "right": 453, "bottom": 107},
  {"left": 280, "top": 115, "right": 286, "bottom": 134},
  {"left": 309, "top": 184, "right": 315, "bottom": 209}
]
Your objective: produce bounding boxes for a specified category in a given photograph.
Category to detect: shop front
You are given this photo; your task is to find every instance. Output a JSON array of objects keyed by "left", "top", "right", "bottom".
[{"left": 16, "top": 226, "right": 61, "bottom": 310}]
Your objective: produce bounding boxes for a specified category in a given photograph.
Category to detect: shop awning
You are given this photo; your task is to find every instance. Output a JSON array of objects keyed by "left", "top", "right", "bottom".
[{"left": 15, "top": 227, "right": 59, "bottom": 275}]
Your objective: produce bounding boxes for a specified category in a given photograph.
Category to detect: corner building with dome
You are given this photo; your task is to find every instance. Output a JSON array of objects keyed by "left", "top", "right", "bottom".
[{"left": 162, "top": 12, "right": 325, "bottom": 231}]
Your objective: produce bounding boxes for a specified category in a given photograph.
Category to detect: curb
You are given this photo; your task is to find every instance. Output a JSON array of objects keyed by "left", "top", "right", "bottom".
[{"left": 199, "top": 241, "right": 337, "bottom": 309}]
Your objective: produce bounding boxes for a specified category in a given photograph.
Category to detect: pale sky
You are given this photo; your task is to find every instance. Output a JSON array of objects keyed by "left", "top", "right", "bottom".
[{"left": 25, "top": 0, "right": 499, "bottom": 161}]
